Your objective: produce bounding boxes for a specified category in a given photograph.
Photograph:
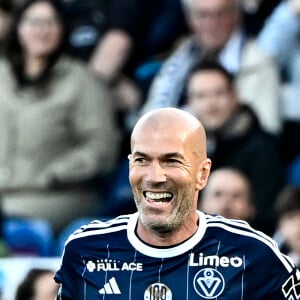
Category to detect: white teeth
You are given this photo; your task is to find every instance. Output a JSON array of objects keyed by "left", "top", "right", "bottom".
[{"left": 145, "top": 192, "right": 173, "bottom": 200}]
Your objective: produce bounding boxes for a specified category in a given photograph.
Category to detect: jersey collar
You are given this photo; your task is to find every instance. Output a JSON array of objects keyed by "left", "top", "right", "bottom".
[{"left": 127, "top": 210, "right": 207, "bottom": 258}]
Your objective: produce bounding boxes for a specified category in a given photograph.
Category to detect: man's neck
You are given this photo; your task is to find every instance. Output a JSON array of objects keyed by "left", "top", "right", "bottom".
[{"left": 135, "top": 214, "right": 199, "bottom": 247}]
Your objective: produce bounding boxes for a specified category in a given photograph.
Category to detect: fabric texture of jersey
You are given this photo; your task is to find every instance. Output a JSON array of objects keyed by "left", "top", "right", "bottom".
[{"left": 55, "top": 211, "right": 300, "bottom": 300}]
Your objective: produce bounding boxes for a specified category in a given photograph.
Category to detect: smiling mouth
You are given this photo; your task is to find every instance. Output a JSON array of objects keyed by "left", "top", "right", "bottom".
[{"left": 143, "top": 191, "right": 174, "bottom": 204}]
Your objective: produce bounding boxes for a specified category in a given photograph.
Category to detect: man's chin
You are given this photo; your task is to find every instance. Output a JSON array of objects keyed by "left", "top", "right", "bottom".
[{"left": 142, "top": 217, "right": 179, "bottom": 234}]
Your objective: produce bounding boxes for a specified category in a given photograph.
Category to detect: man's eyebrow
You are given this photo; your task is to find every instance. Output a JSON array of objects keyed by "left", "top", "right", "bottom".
[
  {"left": 163, "top": 152, "right": 184, "bottom": 160},
  {"left": 132, "top": 151, "right": 147, "bottom": 157},
  {"left": 131, "top": 152, "right": 184, "bottom": 159}
]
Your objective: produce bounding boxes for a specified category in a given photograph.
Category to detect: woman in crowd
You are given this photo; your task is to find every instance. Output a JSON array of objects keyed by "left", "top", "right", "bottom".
[
  {"left": 15, "top": 268, "right": 58, "bottom": 300},
  {"left": 0, "top": 0, "right": 120, "bottom": 232}
]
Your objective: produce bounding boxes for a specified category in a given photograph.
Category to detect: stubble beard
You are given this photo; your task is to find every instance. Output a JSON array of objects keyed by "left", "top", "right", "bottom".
[{"left": 134, "top": 189, "right": 194, "bottom": 235}]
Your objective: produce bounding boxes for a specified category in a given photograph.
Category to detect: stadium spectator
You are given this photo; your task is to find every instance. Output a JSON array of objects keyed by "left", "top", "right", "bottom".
[
  {"left": 274, "top": 185, "right": 300, "bottom": 269},
  {"left": 0, "top": 0, "right": 120, "bottom": 232},
  {"left": 142, "top": 0, "right": 282, "bottom": 135},
  {"left": 62, "top": 0, "right": 188, "bottom": 136},
  {"left": 15, "top": 268, "right": 58, "bottom": 300},
  {"left": 185, "top": 60, "right": 284, "bottom": 234},
  {"left": 199, "top": 167, "right": 256, "bottom": 223},
  {"left": 257, "top": 0, "right": 300, "bottom": 166}
]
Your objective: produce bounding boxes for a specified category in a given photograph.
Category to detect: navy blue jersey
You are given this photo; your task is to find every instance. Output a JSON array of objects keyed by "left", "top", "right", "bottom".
[{"left": 55, "top": 211, "right": 300, "bottom": 300}]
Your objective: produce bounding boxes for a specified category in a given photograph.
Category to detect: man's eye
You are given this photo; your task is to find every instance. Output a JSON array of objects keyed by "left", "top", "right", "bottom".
[{"left": 134, "top": 157, "right": 146, "bottom": 163}]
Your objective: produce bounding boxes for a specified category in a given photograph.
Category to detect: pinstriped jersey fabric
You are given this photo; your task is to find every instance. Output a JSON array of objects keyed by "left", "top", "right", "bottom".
[{"left": 55, "top": 211, "right": 300, "bottom": 300}]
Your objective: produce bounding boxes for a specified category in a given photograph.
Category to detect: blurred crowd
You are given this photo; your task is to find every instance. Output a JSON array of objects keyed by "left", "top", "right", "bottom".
[{"left": 0, "top": 0, "right": 300, "bottom": 297}]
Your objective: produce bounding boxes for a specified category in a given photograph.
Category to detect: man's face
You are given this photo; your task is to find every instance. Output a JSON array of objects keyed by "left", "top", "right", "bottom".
[
  {"left": 280, "top": 211, "right": 300, "bottom": 255},
  {"left": 129, "top": 123, "right": 203, "bottom": 234},
  {"left": 200, "top": 170, "right": 254, "bottom": 221},
  {"left": 187, "top": 70, "right": 238, "bottom": 131},
  {"left": 186, "top": 0, "right": 239, "bottom": 51}
]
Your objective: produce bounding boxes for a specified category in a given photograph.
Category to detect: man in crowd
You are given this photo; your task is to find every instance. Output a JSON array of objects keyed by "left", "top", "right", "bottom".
[{"left": 185, "top": 60, "right": 284, "bottom": 234}]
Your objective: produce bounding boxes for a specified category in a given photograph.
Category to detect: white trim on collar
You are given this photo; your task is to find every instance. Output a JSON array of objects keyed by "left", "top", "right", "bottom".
[{"left": 127, "top": 210, "right": 207, "bottom": 258}]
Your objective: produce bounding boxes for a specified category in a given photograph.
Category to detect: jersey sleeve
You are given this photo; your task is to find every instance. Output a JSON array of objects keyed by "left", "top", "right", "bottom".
[
  {"left": 272, "top": 267, "right": 300, "bottom": 299},
  {"left": 54, "top": 240, "right": 81, "bottom": 299},
  {"left": 253, "top": 240, "right": 300, "bottom": 299}
]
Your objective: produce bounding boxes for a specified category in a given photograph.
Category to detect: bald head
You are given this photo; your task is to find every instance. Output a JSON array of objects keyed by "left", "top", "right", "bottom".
[
  {"left": 129, "top": 108, "right": 211, "bottom": 243},
  {"left": 131, "top": 108, "right": 208, "bottom": 160}
]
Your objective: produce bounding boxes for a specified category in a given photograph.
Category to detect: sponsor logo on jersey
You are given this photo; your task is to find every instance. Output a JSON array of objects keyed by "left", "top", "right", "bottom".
[
  {"left": 281, "top": 271, "right": 300, "bottom": 300},
  {"left": 193, "top": 268, "right": 225, "bottom": 299},
  {"left": 86, "top": 259, "right": 143, "bottom": 272},
  {"left": 99, "top": 277, "right": 121, "bottom": 295},
  {"left": 189, "top": 253, "right": 243, "bottom": 268},
  {"left": 144, "top": 282, "right": 172, "bottom": 300}
]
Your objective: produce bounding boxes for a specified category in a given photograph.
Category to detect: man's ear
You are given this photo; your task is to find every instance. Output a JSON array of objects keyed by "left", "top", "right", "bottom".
[{"left": 196, "top": 158, "right": 211, "bottom": 190}]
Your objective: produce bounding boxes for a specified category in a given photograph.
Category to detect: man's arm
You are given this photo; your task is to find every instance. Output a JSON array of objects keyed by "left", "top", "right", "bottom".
[
  {"left": 88, "top": 29, "right": 133, "bottom": 83},
  {"left": 257, "top": 0, "right": 300, "bottom": 67}
]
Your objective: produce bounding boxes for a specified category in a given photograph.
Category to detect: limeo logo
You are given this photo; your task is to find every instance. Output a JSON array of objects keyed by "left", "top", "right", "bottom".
[{"left": 189, "top": 253, "right": 243, "bottom": 268}]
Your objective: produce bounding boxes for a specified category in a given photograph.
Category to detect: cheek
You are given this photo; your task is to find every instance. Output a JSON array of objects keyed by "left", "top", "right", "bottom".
[
  {"left": 280, "top": 221, "right": 299, "bottom": 240},
  {"left": 189, "top": 98, "right": 205, "bottom": 114},
  {"left": 18, "top": 26, "right": 30, "bottom": 45},
  {"left": 51, "top": 28, "right": 63, "bottom": 43},
  {"left": 218, "top": 101, "right": 234, "bottom": 121},
  {"left": 128, "top": 167, "right": 142, "bottom": 186},
  {"left": 233, "top": 199, "right": 247, "bottom": 211}
]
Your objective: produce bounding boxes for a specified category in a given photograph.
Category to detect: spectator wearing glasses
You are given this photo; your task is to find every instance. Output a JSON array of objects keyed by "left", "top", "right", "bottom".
[{"left": 0, "top": 0, "right": 120, "bottom": 233}]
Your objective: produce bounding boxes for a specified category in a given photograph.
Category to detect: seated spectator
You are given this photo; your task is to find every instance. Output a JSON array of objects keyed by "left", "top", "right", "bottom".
[
  {"left": 0, "top": 0, "right": 14, "bottom": 54},
  {"left": 199, "top": 167, "right": 256, "bottom": 223},
  {"left": 274, "top": 185, "right": 300, "bottom": 268},
  {"left": 257, "top": 0, "right": 300, "bottom": 166},
  {"left": 0, "top": 0, "right": 120, "bottom": 233},
  {"left": 142, "top": 0, "right": 282, "bottom": 135},
  {"left": 185, "top": 60, "right": 284, "bottom": 235},
  {"left": 62, "top": 0, "right": 188, "bottom": 136},
  {"left": 15, "top": 268, "right": 58, "bottom": 300},
  {"left": 61, "top": 0, "right": 157, "bottom": 125}
]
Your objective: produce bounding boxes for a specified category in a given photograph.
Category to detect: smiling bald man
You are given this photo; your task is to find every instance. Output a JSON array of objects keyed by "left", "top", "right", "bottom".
[{"left": 55, "top": 108, "right": 300, "bottom": 300}]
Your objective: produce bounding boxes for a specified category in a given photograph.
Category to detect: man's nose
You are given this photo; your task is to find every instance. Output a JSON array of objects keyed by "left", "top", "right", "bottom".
[{"left": 145, "top": 162, "right": 167, "bottom": 183}]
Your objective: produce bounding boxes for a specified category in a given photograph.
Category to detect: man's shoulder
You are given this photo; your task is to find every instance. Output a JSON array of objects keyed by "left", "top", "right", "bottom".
[
  {"left": 64, "top": 214, "right": 133, "bottom": 248},
  {"left": 204, "top": 214, "right": 294, "bottom": 268},
  {"left": 204, "top": 214, "right": 278, "bottom": 251},
  {"left": 241, "top": 38, "right": 277, "bottom": 66},
  {"left": 162, "top": 36, "right": 197, "bottom": 64}
]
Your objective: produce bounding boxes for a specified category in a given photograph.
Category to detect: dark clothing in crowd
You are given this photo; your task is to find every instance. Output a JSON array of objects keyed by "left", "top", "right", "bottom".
[
  {"left": 206, "top": 104, "right": 284, "bottom": 235},
  {"left": 62, "top": 0, "right": 164, "bottom": 72}
]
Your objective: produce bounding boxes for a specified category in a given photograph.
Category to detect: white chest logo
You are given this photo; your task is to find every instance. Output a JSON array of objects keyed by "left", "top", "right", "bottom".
[{"left": 193, "top": 268, "right": 225, "bottom": 299}]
